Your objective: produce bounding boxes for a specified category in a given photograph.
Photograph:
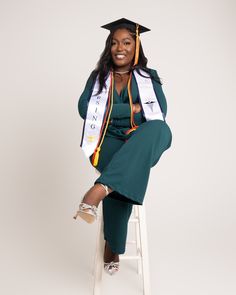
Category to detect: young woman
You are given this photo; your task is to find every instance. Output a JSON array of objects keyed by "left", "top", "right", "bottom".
[{"left": 74, "top": 18, "right": 172, "bottom": 275}]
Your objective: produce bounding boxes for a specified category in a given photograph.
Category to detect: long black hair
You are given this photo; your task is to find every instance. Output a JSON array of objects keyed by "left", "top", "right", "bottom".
[{"left": 91, "top": 28, "right": 162, "bottom": 94}]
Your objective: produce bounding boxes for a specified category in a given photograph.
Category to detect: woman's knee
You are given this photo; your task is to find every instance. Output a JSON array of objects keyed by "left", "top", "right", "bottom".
[{"left": 138, "top": 119, "right": 171, "bottom": 140}]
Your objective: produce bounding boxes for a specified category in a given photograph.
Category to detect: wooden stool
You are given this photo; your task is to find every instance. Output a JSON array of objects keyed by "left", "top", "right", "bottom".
[{"left": 93, "top": 201, "right": 151, "bottom": 295}]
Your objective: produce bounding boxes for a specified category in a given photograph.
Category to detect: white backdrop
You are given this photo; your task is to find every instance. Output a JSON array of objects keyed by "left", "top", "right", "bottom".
[{"left": 0, "top": 0, "right": 235, "bottom": 294}]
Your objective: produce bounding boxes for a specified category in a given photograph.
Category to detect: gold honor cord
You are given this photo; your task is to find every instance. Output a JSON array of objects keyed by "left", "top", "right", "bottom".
[
  {"left": 125, "top": 23, "right": 140, "bottom": 135},
  {"left": 126, "top": 73, "right": 138, "bottom": 135},
  {"left": 92, "top": 72, "right": 114, "bottom": 167}
]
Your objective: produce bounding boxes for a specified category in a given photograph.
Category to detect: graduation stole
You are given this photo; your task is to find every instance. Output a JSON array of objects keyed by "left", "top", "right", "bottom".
[{"left": 80, "top": 69, "right": 164, "bottom": 166}]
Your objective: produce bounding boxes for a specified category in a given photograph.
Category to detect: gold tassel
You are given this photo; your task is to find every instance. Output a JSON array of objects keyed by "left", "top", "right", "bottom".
[
  {"left": 133, "top": 24, "right": 140, "bottom": 66},
  {"left": 92, "top": 147, "right": 101, "bottom": 167}
]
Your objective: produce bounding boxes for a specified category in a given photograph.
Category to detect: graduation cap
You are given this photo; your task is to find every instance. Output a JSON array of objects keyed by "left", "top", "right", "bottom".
[
  {"left": 101, "top": 18, "right": 150, "bottom": 35},
  {"left": 101, "top": 18, "right": 150, "bottom": 66}
]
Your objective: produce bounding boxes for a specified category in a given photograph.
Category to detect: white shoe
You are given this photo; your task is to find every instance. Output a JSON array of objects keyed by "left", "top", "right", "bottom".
[
  {"left": 73, "top": 183, "right": 109, "bottom": 223},
  {"left": 73, "top": 202, "right": 98, "bottom": 223},
  {"left": 104, "top": 261, "right": 120, "bottom": 275}
]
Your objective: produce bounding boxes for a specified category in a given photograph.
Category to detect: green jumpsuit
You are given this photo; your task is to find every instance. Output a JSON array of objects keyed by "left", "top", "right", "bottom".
[{"left": 78, "top": 69, "right": 172, "bottom": 254}]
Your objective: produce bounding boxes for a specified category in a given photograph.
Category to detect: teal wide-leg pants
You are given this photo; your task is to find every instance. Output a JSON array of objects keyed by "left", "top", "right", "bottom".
[{"left": 89, "top": 119, "right": 172, "bottom": 254}]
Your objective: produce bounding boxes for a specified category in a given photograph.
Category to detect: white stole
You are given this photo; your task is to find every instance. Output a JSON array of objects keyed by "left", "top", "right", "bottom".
[
  {"left": 133, "top": 70, "right": 164, "bottom": 121},
  {"left": 81, "top": 73, "right": 111, "bottom": 157}
]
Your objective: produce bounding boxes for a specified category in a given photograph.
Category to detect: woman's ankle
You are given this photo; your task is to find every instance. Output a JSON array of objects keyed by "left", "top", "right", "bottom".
[
  {"left": 82, "top": 183, "right": 111, "bottom": 207},
  {"left": 104, "top": 241, "right": 119, "bottom": 263}
]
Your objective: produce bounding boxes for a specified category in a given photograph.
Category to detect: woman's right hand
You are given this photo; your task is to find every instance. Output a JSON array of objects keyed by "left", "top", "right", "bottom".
[{"left": 132, "top": 103, "right": 141, "bottom": 113}]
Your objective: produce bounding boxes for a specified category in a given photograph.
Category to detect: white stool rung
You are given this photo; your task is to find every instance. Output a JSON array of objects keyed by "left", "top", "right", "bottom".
[
  {"left": 119, "top": 255, "right": 141, "bottom": 260},
  {"left": 129, "top": 218, "right": 139, "bottom": 222},
  {"left": 126, "top": 240, "right": 137, "bottom": 244}
]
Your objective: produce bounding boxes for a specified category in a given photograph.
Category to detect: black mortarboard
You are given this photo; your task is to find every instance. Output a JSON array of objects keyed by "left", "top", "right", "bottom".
[{"left": 101, "top": 18, "right": 150, "bottom": 35}]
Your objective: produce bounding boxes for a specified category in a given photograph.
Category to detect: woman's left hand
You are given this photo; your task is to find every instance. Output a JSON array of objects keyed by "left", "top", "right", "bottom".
[{"left": 132, "top": 103, "right": 141, "bottom": 113}]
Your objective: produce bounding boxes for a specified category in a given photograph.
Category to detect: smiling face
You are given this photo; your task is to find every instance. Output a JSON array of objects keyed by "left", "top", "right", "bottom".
[{"left": 111, "top": 28, "right": 136, "bottom": 71}]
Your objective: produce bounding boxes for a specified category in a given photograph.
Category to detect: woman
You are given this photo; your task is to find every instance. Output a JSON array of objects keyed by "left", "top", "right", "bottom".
[{"left": 74, "top": 18, "right": 172, "bottom": 275}]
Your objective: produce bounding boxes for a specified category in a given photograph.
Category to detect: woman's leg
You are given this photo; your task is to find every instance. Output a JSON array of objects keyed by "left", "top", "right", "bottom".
[
  {"left": 83, "top": 120, "right": 172, "bottom": 253},
  {"left": 95, "top": 120, "right": 172, "bottom": 205},
  {"left": 102, "top": 196, "right": 133, "bottom": 254}
]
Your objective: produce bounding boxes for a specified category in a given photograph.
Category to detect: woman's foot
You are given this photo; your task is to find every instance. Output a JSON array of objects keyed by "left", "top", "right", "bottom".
[
  {"left": 73, "top": 183, "right": 112, "bottom": 223},
  {"left": 104, "top": 241, "right": 119, "bottom": 275},
  {"left": 82, "top": 183, "right": 112, "bottom": 207}
]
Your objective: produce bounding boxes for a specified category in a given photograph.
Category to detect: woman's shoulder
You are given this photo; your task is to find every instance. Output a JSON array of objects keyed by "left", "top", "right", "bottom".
[
  {"left": 83, "top": 70, "right": 98, "bottom": 90},
  {"left": 133, "top": 67, "right": 162, "bottom": 85},
  {"left": 87, "top": 70, "right": 98, "bottom": 82},
  {"left": 145, "top": 67, "right": 162, "bottom": 85},
  {"left": 145, "top": 67, "right": 159, "bottom": 77}
]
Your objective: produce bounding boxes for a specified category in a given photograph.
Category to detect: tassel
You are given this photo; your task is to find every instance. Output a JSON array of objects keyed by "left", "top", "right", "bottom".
[
  {"left": 133, "top": 24, "right": 140, "bottom": 66},
  {"left": 127, "top": 24, "right": 140, "bottom": 131},
  {"left": 92, "top": 147, "right": 101, "bottom": 167}
]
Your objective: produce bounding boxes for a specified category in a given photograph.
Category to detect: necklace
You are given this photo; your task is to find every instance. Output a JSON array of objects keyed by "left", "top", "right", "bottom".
[{"left": 114, "top": 70, "right": 130, "bottom": 74}]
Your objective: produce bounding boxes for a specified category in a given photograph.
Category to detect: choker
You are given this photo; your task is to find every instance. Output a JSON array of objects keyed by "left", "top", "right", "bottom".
[{"left": 114, "top": 70, "right": 130, "bottom": 74}]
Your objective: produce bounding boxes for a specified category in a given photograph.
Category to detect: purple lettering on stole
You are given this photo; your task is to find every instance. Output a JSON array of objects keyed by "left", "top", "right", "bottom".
[{"left": 90, "top": 95, "right": 101, "bottom": 130}]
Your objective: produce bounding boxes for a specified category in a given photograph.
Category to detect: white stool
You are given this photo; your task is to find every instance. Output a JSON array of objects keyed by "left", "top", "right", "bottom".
[{"left": 93, "top": 201, "right": 151, "bottom": 295}]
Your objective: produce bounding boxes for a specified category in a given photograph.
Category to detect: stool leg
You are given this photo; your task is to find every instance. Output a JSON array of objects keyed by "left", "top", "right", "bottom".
[
  {"left": 93, "top": 205, "right": 105, "bottom": 295},
  {"left": 138, "top": 203, "right": 151, "bottom": 295},
  {"left": 134, "top": 205, "right": 142, "bottom": 274}
]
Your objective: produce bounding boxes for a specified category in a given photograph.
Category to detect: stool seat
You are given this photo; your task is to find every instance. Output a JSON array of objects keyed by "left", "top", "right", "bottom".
[{"left": 93, "top": 202, "right": 151, "bottom": 295}]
